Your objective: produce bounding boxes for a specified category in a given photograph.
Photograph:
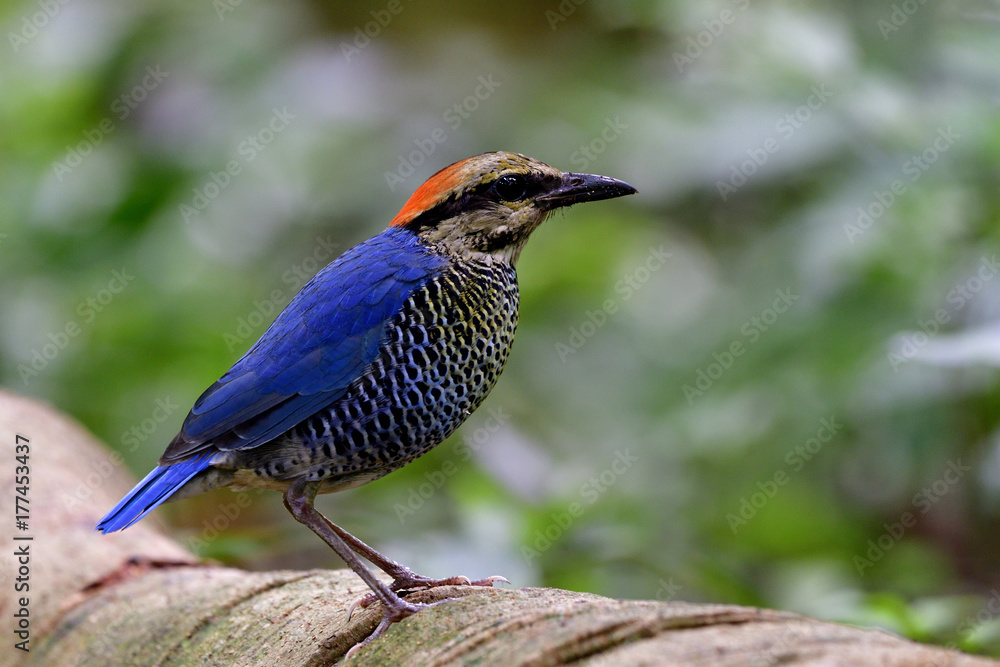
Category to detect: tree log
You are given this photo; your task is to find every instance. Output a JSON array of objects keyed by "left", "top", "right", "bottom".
[{"left": 0, "top": 389, "right": 995, "bottom": 666}]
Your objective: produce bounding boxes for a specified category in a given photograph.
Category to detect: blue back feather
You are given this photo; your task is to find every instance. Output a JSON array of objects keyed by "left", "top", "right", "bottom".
[{"left": 162, "top": 227, "right": 448, "bottom": 460}]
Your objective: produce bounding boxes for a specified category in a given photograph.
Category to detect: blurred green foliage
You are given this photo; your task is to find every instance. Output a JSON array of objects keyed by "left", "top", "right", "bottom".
[{"left": 3, "top": 0, "right": 1000, "bottom": 655}]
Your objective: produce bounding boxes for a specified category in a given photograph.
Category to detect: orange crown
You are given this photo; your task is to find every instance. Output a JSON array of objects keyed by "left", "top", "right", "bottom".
[{"left": 389, "top": 159, "right": 473, "bottom": 227}]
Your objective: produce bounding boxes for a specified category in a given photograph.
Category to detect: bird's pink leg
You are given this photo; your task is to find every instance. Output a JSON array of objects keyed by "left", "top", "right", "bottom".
[
  {"left": 284, "top": 480, "right": 506, "bottom": 657},
  {"left": 316, "top": 513, "right": 508, "bottom": 618},
  {"left": 284, "top": 480, "right": 443, "bottom": 657}
]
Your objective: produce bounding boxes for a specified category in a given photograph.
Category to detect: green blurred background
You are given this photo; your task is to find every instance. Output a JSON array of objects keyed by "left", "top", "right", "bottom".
[{"left": 4, "top": 0, "right": 1000, "bottom": 655}]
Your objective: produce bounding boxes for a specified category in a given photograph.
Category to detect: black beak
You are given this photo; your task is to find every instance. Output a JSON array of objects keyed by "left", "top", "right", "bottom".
[{"left": 536, "top": 172, "right": 637, "bottom": 210}]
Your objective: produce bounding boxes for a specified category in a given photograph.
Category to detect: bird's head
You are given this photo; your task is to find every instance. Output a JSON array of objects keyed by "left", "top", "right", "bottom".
[{"left": 390, "top": 151, "right": 637, "bottom": 263}]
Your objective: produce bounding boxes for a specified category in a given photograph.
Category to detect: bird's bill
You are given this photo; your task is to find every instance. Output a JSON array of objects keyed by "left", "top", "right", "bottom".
[{"left": 536, "top": 172, "right": 638, "bottom": 209}]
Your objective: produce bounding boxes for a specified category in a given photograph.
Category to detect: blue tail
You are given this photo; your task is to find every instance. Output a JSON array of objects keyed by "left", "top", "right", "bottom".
[{"left": 96, "top": 453, "right": 214, "bottom": 533}]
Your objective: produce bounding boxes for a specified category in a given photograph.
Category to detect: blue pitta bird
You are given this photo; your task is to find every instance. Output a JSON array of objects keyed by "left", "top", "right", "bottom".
[{"left": 97, "top": 151, "right": 636, "bottom": 652}]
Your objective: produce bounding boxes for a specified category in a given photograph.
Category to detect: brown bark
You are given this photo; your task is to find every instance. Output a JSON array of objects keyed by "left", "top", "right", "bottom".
[{"left": 0, "top": 389, "right": 994, "bottom": 666}]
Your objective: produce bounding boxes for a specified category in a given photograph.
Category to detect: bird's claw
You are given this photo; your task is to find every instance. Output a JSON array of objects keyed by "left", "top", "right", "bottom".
[
  {"left": 345, "top": 573, "right": 509, "bottom": 621},
  {"left": 346, "top": 592, "right": 378, "bottom": 621},
  {"left": 343, "top": 574, "right": 510, "bottom": 659},
  {"left": 468, "top": 575, "right": 510, "bottom": 588},
  {"left": 344, "top": 598, "right": 432, "bottom": 660}
]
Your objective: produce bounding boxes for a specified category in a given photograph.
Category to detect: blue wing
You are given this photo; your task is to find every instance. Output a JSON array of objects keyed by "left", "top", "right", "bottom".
[{"left": 160, "top": 227, "right": 446, "bottom": 463}]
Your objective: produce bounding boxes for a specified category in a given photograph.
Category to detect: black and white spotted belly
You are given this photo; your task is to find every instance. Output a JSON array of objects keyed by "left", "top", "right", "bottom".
[{"left": 234, "top": 258, "right": 519, "bottom": 492}]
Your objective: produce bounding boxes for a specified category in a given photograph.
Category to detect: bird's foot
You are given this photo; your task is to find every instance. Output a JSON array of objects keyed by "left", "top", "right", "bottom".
[
  {"left": 344, "top": 596, "right": 444, "bottom": 660},
  {"left": 346, "top": 572, "right": 508, "bottom": 620}
]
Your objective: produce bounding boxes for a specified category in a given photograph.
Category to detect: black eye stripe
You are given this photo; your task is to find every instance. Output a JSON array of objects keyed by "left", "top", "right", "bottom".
[{"left": 403, "top": 171, "right": 555, "bottom": 231}]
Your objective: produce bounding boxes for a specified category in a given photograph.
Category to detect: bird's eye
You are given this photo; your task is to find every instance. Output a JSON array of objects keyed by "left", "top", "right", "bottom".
[{"left": 493, "top": 174, "right": 527, "bottom": 201}]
